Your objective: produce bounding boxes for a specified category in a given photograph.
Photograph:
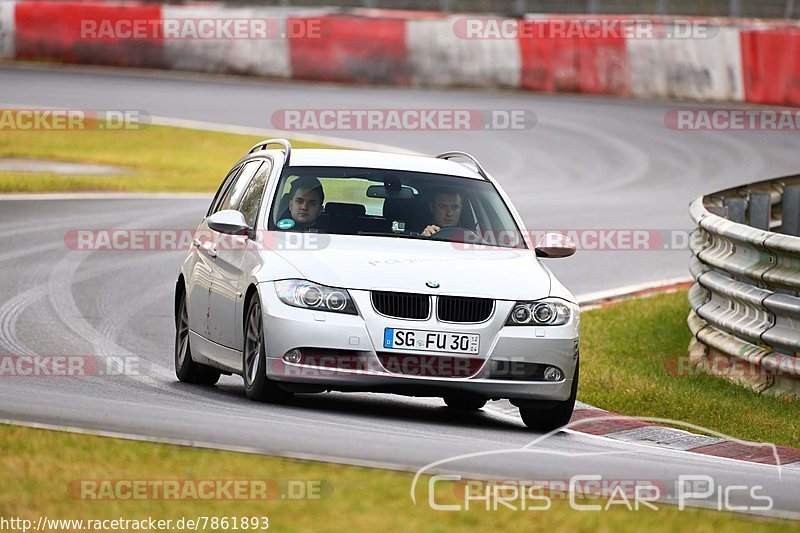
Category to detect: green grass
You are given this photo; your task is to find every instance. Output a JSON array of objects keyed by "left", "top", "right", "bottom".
[
  {"left": 0, "top": 111, "right": 333, "bottom": 192},
  {"left": 0, "top": 423, "right": 794, "bottom": 532},
  {"left": 579, "top": 289, "right": 800, "bottom": 447}
]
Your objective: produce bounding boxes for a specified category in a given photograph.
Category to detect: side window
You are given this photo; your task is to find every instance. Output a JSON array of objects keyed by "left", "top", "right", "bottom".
[
  {"left": 207, "top": 165, "right": 242, "bottom": 216},
  {"left": 216, "top": 160, "right": 263, "bottom": 213},
  {"left": 237, "top": 160, "right": 273, "bottom": 229}
]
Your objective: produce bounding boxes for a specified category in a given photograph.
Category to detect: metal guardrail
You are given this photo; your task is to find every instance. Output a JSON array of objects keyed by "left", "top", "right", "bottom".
[{"left": 688, "top": 175, "right": 800, "bottom": 395}]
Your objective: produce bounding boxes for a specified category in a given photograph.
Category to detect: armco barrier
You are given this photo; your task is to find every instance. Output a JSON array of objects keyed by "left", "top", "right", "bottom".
[
  {"left": 289, "top": 13, "right": 410, "bottom": 85},
  {"left": 740, "top": 24, "right": 800, "bottom": 106},
  {"left": 688, "top": 176, "right": 800, "bottom": 395},
  {"left": 407, "top": 16, "right": 521, "bottom": 89},
  {"left": 14, "top": 1, "right": 164, "bottom": 68},
  {"left": 517, "top": 17, "right": 629, "bottom": 95},
  {"left": 2, "top": 1, "right": 800, "bottom": 108},
  {"left": 162, "top": 5, "right": 293, "bottom": 77},
  {"left": 627, "top": 25, "right": 745, "bottom": 101}
]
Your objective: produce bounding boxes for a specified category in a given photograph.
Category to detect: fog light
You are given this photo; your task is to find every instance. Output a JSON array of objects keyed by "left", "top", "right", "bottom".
[
  {"left": 543, "top": 366, "right": 563, "bottom": 382},
  {"left": 283, "top": 349, "right": 303, "bottom": 364}
]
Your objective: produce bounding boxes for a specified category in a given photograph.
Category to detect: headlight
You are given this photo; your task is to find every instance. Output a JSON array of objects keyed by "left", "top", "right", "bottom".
[
  {"left": 275, "top": 280, "right": 358, "bottom": 315},
  {"left": 506, "top": 300, "right": 571, "bottom": 326}
]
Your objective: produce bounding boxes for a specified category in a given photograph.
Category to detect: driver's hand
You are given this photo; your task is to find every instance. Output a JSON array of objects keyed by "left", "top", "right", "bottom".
[{"left": 422, "top": 225, "right": 440, "bottom": 237}]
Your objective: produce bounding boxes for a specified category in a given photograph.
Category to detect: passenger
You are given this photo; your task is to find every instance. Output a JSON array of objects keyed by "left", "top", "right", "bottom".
[
  {"left": 284, "top": 176, "right": 324, "bottom": 230},
  {"left": 421, "top": 188, "right": 463, "bottom": 237}
]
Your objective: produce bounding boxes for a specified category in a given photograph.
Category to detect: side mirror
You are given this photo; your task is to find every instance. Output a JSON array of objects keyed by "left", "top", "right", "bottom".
[
  {"left": 207, "top": 209, "right": 251, "bottom": 236},
  {"left": 535, "top": 232, "right": 576, "bottom": 258}
]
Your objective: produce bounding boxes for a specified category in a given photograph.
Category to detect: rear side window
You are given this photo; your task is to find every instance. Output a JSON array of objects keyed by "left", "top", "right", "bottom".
[
  {"left": 207, "top": 164, "right": 242, "bottom": 216},
  {"left": 237, "top": 160, "right": 273, "bottom": 229},
  {"left": 216, "top": 160, "right": 263, "bottom": 213}
]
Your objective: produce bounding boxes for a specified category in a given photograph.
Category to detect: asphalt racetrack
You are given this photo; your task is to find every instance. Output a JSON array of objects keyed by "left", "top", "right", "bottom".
[{"left": 1, "top": 65, "right": 799, "bottom": 517}]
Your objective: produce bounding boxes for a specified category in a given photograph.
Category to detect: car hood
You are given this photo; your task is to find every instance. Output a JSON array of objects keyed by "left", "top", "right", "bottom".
[{"left": 269, "top": 234, "right": 552, "bottom": 301}]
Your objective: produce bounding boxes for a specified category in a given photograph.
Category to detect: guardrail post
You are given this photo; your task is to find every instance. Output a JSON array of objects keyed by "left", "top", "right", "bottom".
[
  {"left": 723, "top": 197, "right": 746, "bottom": 223},
  {"left": 748, "top": 193, "right": 771, "bottom": 230},
  {"left": 782, "top": 185, "right": 800, "bottom": 236}
]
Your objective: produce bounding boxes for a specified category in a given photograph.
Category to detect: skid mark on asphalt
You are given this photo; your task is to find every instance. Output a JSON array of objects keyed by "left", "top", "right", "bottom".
[
  {"left": 95, "top": 267, "right": 176, "bottom": 357},
  {"left": 44, "top": 206, "right": 201, "bottom": 391}
]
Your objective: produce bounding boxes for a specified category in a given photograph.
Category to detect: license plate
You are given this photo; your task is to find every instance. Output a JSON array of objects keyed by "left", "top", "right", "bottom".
[{"left": 383, "top": 328, "right": 480, "bottom": 355}]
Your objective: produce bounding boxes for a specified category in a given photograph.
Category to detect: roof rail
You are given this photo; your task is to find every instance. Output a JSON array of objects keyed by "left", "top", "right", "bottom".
[
  {"left": 248, "top": 138, "right": 292, "bottom": 163},
  {"left": 436, "top": 151, "right": 489, "bottom": 181}
]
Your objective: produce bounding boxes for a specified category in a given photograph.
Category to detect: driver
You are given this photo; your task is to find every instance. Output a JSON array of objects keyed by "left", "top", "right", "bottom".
[
  {"left": 286, "top": 176, "right": 324, "bottom": 230},
  {"left": 421, "top": 188, "right": 463, "bottom": 237}
]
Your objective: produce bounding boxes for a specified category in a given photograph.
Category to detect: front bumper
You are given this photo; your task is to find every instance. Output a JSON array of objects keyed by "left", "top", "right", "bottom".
[{"left": 260, "top": 284, "right": 579, "bottom": 401}]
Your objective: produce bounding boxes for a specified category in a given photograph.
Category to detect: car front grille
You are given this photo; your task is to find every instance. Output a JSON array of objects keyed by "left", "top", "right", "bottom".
[
  {"left": 437, "top": 295, "right": 494, "bottom": 323},
  {"left": 371, "top": 291, "right": 430, "bottom": 320}
]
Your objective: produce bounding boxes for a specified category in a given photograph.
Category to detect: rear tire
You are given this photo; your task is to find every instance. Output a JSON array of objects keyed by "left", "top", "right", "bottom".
[
  {"left": 518, "top": 359, "right": 579, "bottom": 432},
  {"left": 175, "top": 290, "right": 221, "bottom": 386},
  {"left": 443, "top": 394, "right": 487, "bottom": 411},
  {"left": 242, "top": 294, "right": 292, "bottom": 403}
]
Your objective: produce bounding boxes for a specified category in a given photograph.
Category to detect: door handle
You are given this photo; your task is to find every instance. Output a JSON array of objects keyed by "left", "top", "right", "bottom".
[{"left": 192, "top": 238, "right": 201, "bottom": 248}]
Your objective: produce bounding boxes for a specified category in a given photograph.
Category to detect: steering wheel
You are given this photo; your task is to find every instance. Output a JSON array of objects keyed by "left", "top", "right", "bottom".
[{"left": 429, "top": 226, "right": 481, "bottom": 243}]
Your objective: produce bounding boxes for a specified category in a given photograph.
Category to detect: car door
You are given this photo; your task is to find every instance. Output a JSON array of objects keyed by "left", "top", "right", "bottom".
[
  {"left": 206, "top": 158, "right": 271, "bottom": 356},
  {"left": 188, "top": 164, "right": 242, "bottom": 340}
]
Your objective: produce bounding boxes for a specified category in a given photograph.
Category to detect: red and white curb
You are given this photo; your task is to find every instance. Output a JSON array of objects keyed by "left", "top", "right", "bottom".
[
  {"left": 488, "top": 401, "right": 800, "bottom": 468},
  {"left": 577, "top": 276, "right": 694, "bottom": 310}
]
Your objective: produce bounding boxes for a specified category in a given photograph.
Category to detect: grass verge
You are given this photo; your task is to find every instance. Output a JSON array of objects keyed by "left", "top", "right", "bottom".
[
  {"left": 0, "top": 423, "right": 794, "bottom": 532},
  {"left": 0, "top": 111, "right": 332, "bottom": 192},
  {"left": 579, "top": 289, "right": 799, "bottom": 447}
]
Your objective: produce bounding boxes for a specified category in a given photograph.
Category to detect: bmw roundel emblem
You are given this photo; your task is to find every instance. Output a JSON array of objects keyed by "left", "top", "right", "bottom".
[{"left": 426, "top": 281, "right": 440, "bottom": 288}]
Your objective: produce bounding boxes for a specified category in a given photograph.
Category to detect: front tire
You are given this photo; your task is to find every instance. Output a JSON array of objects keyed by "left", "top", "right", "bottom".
[
  {"left": 242, "top": 294, "right": 292, "bottom": 403},
  {"left": 175, "top": 290, "right": 221, "bottom": 386},
  {"left": 518, "top": 359, "right": 579, "bottom": 432}
]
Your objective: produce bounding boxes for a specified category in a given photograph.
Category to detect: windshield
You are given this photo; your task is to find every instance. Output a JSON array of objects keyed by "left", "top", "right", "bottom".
[{"left": 267, "top": 166, "right": 526, "bottom": 249}]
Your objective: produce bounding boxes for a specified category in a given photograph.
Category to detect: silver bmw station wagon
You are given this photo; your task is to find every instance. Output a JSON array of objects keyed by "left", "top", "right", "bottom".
[{"left": 175, "top": 139, "right": 579, "bottom": 430}]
